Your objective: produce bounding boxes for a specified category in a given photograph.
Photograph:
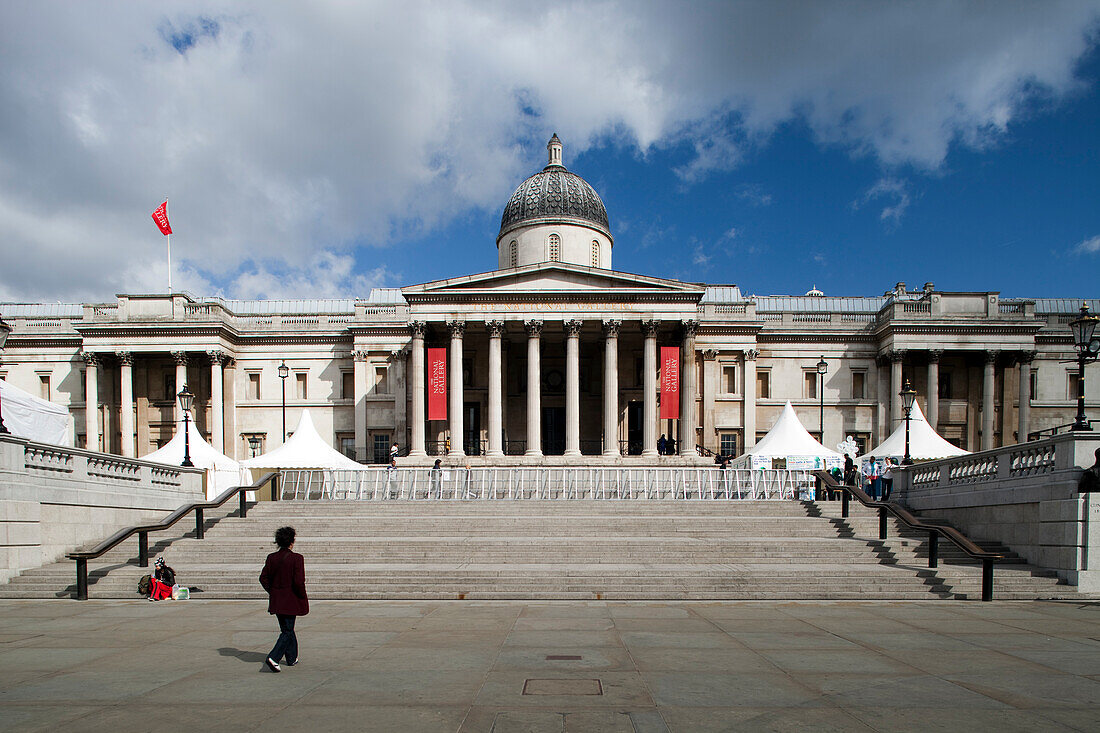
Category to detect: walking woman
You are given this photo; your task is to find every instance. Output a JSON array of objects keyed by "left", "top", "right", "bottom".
[{"left": 259, "top": 526, "right": 308, "bottom": 672}]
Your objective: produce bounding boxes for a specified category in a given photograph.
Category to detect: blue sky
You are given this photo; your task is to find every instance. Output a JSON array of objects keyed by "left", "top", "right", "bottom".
[{"left": 0, "top": 2, "right": 1098, "bottom": 302}]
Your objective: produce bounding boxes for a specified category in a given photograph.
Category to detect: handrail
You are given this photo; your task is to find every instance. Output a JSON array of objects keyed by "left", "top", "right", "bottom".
[
  {"left": 66, "top": 472, "right": 280, "bottom": 600},
  {"left": 813, "top": 470, "right": 1003, "bottom": 601}
]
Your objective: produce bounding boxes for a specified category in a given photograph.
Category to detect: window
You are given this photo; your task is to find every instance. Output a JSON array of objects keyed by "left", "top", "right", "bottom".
[
  {"left": 548, "top": 233, "right": 560, "bottom": 262},
  {"left": 510, "top": 240, "right": 518, "bottom": 267},
  {"left": 295, "top": 373, "right": 307, "bottom": 400},
  {"left": 591, "top": 240, "right": 600, "bottom": 267},
  {"left": 80, "top": 371, "right": 87, "bottom": 402},
  {"left": 342, "top": 372, "right": 354, "bottom": 399},
  {"left": 1069, "top": 372, "right": 1080, "bottom": 401},
  {"left": 719, "top": 432, "right": 738, "bottom": 457},
  {"left": 938, "top": 371, "right": 953, "bottom": 399},
  {"left": 164, "top": 373, "right": 176, "bottom": 401},
  {"left": 1029, "top": 371, "right": 1037, "bottom": 402},
  {"left": 721, "top": 366, "right": 737, "bottom": 394},
  {"left": 372, "top": 433, "right": 390, "bottom": 464},
  {"left": 375, "top": 365, "right": 389, "bottom": 394},
  {"left": 38, "top": 374, "right": 50, "bottom": 400},
  {"left": 852, "top": 371, "right": 865, "bottom": 399},
  {"left": 756, "top": 370, "right": 770, "bottom": 399},
  {"left": 247, "top": 372, "right": 261, "bottom": 400},
  {"left": 804, "top": 371, "right": 818, "bottom": 399},
  {"left": 336, "top": 432, "right": 356, "bottom": 460}
]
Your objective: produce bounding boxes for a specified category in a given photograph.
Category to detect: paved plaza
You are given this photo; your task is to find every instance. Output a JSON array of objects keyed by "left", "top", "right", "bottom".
[{"left": 0, "top": 599, "right": 1099, "bottom": 732}]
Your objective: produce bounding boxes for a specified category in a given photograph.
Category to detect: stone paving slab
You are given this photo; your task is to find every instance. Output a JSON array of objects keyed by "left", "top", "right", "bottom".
[{"left": 0, "top": 599, "right": 1098, "bottom": 732}]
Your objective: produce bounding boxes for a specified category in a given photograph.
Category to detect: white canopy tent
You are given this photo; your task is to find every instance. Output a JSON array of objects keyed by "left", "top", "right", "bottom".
[
  {"left": 242, "top": 410, "right": 361, "bottom": 470},
  {"left": 0, "top": 378, "right": 73, "bottom": 445},
  {"left": 732, "top": 401, "right": 843, "bottom": 471},
  {"left": 144, "top": 419, "right": 251, "bottom": 500},
  {"left": 865, "top": 399, "right": 970, "bottom": 461}
]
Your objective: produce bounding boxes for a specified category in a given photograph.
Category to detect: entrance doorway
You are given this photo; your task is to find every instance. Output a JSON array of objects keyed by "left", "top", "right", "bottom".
[
  {"left": 626, "top": 401, "right": 643, "bottom": 455},
  {"left": 463, "top": 402, "right": 481, "bottom": 455},
  {"left": 542, "top": 406, "right": 565, "bottom": 455}
]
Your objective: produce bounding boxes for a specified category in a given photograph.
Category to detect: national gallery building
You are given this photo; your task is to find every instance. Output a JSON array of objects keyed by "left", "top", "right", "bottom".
[{"left": 1, "top": 137, "right": 1096, "bottom": 464}]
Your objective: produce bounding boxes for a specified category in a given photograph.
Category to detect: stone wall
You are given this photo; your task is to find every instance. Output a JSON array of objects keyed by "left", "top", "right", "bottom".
[
  {"left": 0, "top": 435, "right": 204, "bottom": 583},
  {"left": 894, "top": 433, "right": 1100, "bottom": 590}
]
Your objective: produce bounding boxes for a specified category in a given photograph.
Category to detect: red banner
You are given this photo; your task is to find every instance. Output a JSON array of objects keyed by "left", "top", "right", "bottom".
[
  {"left": 427, "top": 347, "right": 447, "bottom": 421},
  {"left": 151, "top": 201, "right": 172, "bottom": 235},
  {"left": 660, "top": 346, "right": 680, "bottom": 419}
]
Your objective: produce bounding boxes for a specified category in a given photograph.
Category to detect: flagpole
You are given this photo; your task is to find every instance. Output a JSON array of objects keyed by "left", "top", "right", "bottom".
[{"left": 166, "top": 198, "right": 172, "bottom": 293}]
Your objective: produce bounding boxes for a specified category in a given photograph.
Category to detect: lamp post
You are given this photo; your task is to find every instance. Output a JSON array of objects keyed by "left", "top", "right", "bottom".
[
  {"left": 0, "top": 314, "right": 10, "bottom": 434},
  {"left": 248, "top": 435, "right": 261, "bottom": 458},
  {"left": 900, "top": 379, "right": 916, "bottom": 465},
  {"left": 177, "top": 386, "right": 194, "bottom": 467},
  {"left": 816, "top": 356, "right": 828, "bottom": 443},
  {"left": 278, "top": 360, "right": 289, "bottom": 444},
  {"left": 1069, "top": 303, "right": 1099, "bottom": 431}
]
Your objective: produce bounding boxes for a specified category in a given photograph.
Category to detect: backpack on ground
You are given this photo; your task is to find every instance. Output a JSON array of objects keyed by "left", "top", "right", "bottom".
[{"left": 137, "top": 574, "right": 151, "bottom": 596}]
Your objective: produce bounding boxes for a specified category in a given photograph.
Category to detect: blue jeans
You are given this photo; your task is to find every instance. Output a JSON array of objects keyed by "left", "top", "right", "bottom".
[{"left": 268, "top": 614, "right": 298, "bottom": 664}]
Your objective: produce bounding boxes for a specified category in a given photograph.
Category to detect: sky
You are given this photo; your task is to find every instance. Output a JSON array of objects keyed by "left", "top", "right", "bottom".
[{"left": 0, "top": 0, "right": 1098, "bottom": 303}]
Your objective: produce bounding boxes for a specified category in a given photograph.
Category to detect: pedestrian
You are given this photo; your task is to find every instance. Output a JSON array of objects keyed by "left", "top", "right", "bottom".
[
  {"left": 843, "top": 454, "right": 855, "bottom": 486},
  {"left": 1079, "top": 448, "right": 1100, "bottom": 493},
  {"left": 667, "top": 436, "right": 676, "bottom": 455},
  {"left": 390, "top": 441, "right": 399, "bottom": 462},
  {"left": 430, "top": 458, "right": 443, "bottom": 499},
  {"left": 881, "top": 459, "right": 895, "bottom": 501},
  {"left": 259, "top": 526, "right": 308, "bottom": 673},
  {"left": 147, "top": 557, "right": 176, "bottom": 601},
  {"left": 657, "top": 434, "right": 667, "bottom": 455}
]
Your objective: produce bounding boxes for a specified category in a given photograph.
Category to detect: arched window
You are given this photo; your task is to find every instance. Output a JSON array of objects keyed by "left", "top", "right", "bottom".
[
  {"left": 591, "top": 240, "right": 600, "bottom": 267},
  {"left": 549, "top": 234, "right": 561, "bottom": 262},
  {"left": 510, "top": 241, "right": 518, "bottom": 268}
]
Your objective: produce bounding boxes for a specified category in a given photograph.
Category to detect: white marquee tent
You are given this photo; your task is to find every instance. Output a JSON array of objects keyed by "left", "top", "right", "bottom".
[
  {"left": 865, "top": 400, "right": 970, "bottom": 461},
  {"left": 144, "top": 419, "right": 251, "bottom": 500},
  {"left": 242, "top": 410, "right": 361, "bottom": 470},
  {"left": 0, "top": 378, "right": 73, "bottom": 446},
  {"left": 732, "top": 401, "right": 843, "bottom": 470}
]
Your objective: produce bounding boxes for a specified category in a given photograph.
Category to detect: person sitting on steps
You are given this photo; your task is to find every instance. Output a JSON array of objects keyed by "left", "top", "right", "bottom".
[{"left": 147, "top": 557, "right": 175, "bottom": 601}]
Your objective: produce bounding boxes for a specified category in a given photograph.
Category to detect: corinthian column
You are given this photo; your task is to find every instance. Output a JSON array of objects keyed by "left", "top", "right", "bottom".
[
  {"left": 680, "top": 320, "right": 698, "bottom": 456},
  {"left": 982, "top": 350, "right": 998, "bottom": 450},
  {"left": 118, "top": 352, "right": 135, "bottom": 458},
  {"left": 926, "top": 350, "right": 942, "bottom": 431},
  {"left": 889, "top": 350, "right": 905, "bottom": 428},
  {"left": 486, "top": 321, "right": 505, "bottom": 457},
  {"left": 353, "top": 349, "right": 370, "bottom": 461},
  {"left": 81, "top": 352, "right": 99, "bottom": 451},
  {"left": 525, "top": 320, "right": 543, "bottom": 456},
  {"left": 602, "top": 320, "right": 621, "bottom": 456},
  {"left": 172, "top": 351, "right": 189, "bottom": 425},
  {"left": 1018, "top": 350, "right": 1035, "bottom": 443},
  {"left": 743, "top": 349, "right": 757, "bottom": 449},
  {"left": 408, "top": 322, "right": 427, "bottom": 456},
  {"left": 642, "top": 320, "right": 659, "bottom": 457},
  {"left": 448, "top": 321, "right": 465, "bottom": 457},
  {"left": 564, "top": 319, "right": 582, "bottom": 456},
  {"left": 208, "top": 351, "right": 227, "bottom": 452}
]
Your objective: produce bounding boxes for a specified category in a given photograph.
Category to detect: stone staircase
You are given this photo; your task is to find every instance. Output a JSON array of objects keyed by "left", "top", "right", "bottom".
[{"left": 0, "top": 500, "right": 1074, "bottom": 601}]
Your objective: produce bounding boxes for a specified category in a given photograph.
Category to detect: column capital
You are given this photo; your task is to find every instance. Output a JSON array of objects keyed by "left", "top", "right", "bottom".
[
  {"left": 1018, "top": 350, "right": 1037, "bottom": 365},
  {"left": 524, "top": 319, "right": 544, "bottom": 337},
  {"left": 207, "top": 349, "right": 230, "bottom": 366},
  {"left": 409, "top": 320, "right": 428, "bottom": 338},
  {"left": 702, "top": 348, "right": 719, "bottom": 361},
  {"left": 80, "top": 351, "right": 100, "bottom": 366},
  {"left": 352, "top": 349, "right": 370, "bottom": 362},
  {"left": 390, "top": 347, "right": 408, "bottom": 362},
  {"left": 984, "top": 350, "right": 1000, "bottom": 365},
  {"left": 927, "top": 349, "right": 943, "bottom": 363},
  {"left": 448, "top": 320, "right": 466, "bottom": 338},
  {"left": 681, "top": 319, "right": 699, "bottom": 338},
  {"left": 116, "top": 351, "right": 134, "bottom": 366},
  {"left": 485, "top": 320, "right": 506, "bottom": 338},
  {"left": 602, "top": 319, "right": 622, "bottom": 337},
  {"left": 641, "top": 319, "right": 660, "bottom": 337},
  {"left": 744, "top": 348, "right": 759, "bottom": 362},
  {"left": 889, "top": 349, "right": 906, "bottom": 363},
  {"left": 564, "top": 319, "right": 583, "bottom": 337}
]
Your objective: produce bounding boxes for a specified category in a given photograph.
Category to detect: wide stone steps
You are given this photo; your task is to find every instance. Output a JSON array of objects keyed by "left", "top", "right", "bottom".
[{"left": 0, "top": 500, "right": 1074, "bottom": 601}]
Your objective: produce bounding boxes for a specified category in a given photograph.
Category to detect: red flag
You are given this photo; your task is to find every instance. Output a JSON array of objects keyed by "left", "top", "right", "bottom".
[
  {"left": 427, "top": 348, "right": 447, "bottom": 421},
  {"left": 660, "top": 346, "right": 680, "bottom": 419},
  {"left": 151, "top": 201, "right": 172, "bottom": 235}
]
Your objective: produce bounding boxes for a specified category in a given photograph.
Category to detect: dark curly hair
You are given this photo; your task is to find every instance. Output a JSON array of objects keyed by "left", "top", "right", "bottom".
[{"left": 274, "top": 526, "right": 296, "bottom": 549}]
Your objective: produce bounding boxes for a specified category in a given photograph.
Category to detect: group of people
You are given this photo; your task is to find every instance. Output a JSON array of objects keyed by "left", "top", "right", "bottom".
[
  {"left": 656, "top": 434, "right": 677, "bottom": 455},
  {"left": 838, "top": 453, "right": 897, "bottom": 500}
]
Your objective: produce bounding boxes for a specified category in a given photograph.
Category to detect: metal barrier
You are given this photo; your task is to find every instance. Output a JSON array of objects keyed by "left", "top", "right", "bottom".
[{"left": 278, "top": 467, "right": 817, "bottom": 501}]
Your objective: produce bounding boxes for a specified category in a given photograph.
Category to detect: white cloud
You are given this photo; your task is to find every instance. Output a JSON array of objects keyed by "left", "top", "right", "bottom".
[
  {"left": 855, "top": 177, "right": 911, "bottom": 224},
  {"left": 1076, "top": 235, "right": 1100, "bottom": 254},
  {"left": 723, "top": 227, "right": 738, "bottom": 241},
  {"left": 0, "top": 1, "right": 1097, "bottom": 299}
]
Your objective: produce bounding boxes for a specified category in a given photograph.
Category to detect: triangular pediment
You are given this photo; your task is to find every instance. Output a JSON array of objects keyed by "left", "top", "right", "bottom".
[{"left": 402, "top": 263, "right": 705, "bottom": 299}]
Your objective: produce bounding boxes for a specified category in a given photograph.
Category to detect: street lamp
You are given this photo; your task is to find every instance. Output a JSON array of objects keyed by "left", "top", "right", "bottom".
[
  {"left": 177, "top": 386, "right": 194, "bottom": 467},
  {"left": 900, "top": 379, "right": 917, "bottom": 465},
  {"left": 816, "top": 356, "right": 828, "bottom": 443},
  {"left": 278, "top": 360, "right": 289, "bottom": 443},
  {"left": 248, "top": 435, "right": 262, "bottom": 457},
  {"left": 1069, "top": 303, "right": 1099, "bottom": 431},
  {"left": 0, "top": 314, "right": 10, "bottom": 434}
]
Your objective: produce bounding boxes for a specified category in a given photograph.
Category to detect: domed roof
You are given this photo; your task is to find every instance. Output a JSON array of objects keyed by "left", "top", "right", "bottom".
[{"left": 498, "top": 135, "right": 611, "bottom": 241}]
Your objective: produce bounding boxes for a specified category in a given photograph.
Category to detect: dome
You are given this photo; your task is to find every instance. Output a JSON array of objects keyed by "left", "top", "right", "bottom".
[{"left": 498, "top": 135, "right": 611, "bottom": 242}]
